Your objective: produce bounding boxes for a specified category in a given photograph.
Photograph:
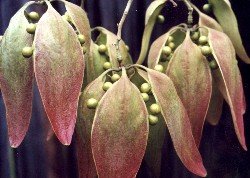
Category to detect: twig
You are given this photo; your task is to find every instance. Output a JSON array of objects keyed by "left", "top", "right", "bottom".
[
  {"left": 115, "top": 0, "right": 134, "bottom": 66},
  {"left": 182, "top": 0, "right": 193, "bottom": 26}
]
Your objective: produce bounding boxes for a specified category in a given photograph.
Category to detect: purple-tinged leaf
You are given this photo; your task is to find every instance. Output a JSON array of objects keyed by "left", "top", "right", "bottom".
[
  {"left": 34, "top": 3, "right": 84, "bottom": 145},
  {"left": 0, "top": 2, "right": 34, "bottom": 147},
  {"left": 209, "top": 0, "right": 250, "bottom": 63},
  {"left": 166, "top": 33, "right": 212, "bottom": 147},
  {"left": 208, "top": 28, "right": 247, "bottom": 150},
  {"left": 147, "top": 69, "right": 207, "bottom": 177},
  {"left": 91, "top": 69, "right": 149, "bottom": 178}
]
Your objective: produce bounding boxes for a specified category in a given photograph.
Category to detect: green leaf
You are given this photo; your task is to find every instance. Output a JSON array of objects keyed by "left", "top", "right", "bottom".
[
  {"left": 146, "top": 69, "right": 207, "bottom": 177},
  {"left": 76, "top": 71, "right": 109, "bottom": 178},
  {"left": 166, "top": 32, "right": 212, "bottom": 147},
  {"left": 209, "top": 0, "right": 250, "bottom": 63},
  {"left": 0, "top": 1, "right": 34, "bottom": 148},
  {"left": 206, "top": 79, "right": 224, "bottom": 126},
  {"left": 91, "top": 68, "right": 149, "bottom": 178},
  {"left": 34, "top": 2, "right": 84, "bottom": 145},
  {"left": 137, "top": 0, "right": 167, "bottom": 64},
  {"left": 148, "top": 26, "right": 185, "bottom": 69},
  {"left": 94, "top": 27, "right": 132, "bottom": 68},
  {"left": 208, "top": 28, "right": 247, "bottom": 150}
]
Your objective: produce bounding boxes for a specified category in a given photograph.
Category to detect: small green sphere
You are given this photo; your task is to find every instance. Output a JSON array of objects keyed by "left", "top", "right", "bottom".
[
  {"left": 149, "top": 115, "right": 159, "bottom": 126},
  {"left": 209, "top": 60, "right": 218, "bottom": 69},
  {"left": 154, "top": 64, "right": 164, "bottom": 73},
  {"left": 26, "top": 23, "right": 36, "bottom": 34},
  {"left": 141, "top": 93, "right": 149, "bottom": 102},
  {"left": 102, "top": 82, "right": 113, "bottom": 91},
  {"left": 98, "top": 44, "right": 107, "bottom": 53},
  {"left": 125, "top": 45, "right": 129, "bottom": 51},
  {"left": 111, "top": 74, "right": 120, "bottom": 82},
  {"left": 203, "top": 4, "right": 212, "bottom": 13},
  {"left": 29, "top": 11, "right": 40, "bottom": 21},
  {"left": 22, "top": 47, "right": 33, "bottom": 58},
  {"left": 140, "top": 83, "right": 151, "bottom": 93},
  {"left": 168, "top": 42, "right": 175, "bottom": 49},
  {"left": 191, "top": 31, "right": 200, "bottom": 41},
  {"left": 198, "top": 36, "right": 208, "bottom": 45},
  {"left": 201, "top": 46, "right": 212, "bottom": 56},
  {"left": 62, "top": 12, "right": 72, "bottom": 22},
  {"left": 150, "top": 103, "right": 161, "bottom": 115},
  {"left": 78, "top": 34, "right": 86, "bottom": 45},
  {"left": 87, "top": 98, "right": 98, "bottom": 109},
  {"left": 167, "top": 36, "right": 174, "bottom": 43},
  {"left": 157, "top": 15, "right": 165, "bottom": 24},
  {"left": 103, "top": 62, "right": 112, "bottom": 70},
  {"left": 162, "top": 46, "right": 172, "bottom": 56}
]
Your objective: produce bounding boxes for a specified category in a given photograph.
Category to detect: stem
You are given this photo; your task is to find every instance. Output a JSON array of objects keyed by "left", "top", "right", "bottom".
[
  {"left": 116, "top": 0, "right": 134, "bottom": 66},
  {"left": 80, "top": 0, "right": 85, "bottom": 8},
  {"left": 182, "top": 0, "right": 193, "bottom": 26}
]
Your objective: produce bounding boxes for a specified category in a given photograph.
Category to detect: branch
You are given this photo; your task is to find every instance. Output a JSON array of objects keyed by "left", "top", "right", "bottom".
[{"left": 182, "top": 0, "right": 193, "bottom": 26}]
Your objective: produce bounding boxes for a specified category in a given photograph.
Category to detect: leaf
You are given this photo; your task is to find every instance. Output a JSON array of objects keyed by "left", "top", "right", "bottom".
[
  {"left": 166, "top": 33, "right": 212, "bottom": 147},
  {"left": 209, "top": 0, "right": 250, "bottom": 63},
  {"left": 147, "top": 69, "right": 207, "bottom": 177},
  {"left": 137, "top": 0, "right": 167, "bottom": 64},
  {"left": 91, "top": 68, "right": 149, "bottom": 178},
  {"left": 34, "top": 2, "right": 84, "bottom": 145},
  {"left": 0, "top": 2, "right": 34, "bottom": 148},
  {"left": 94, "top": 27, "right": 132, "bottom": 68},
  {"left": 206, "top": 79, "right": 224, "bottom": 126},
  {"left": 76, "top": 71, "right": 108, "bottom": 178},
  {"left": 148, "top": 27, "right": 185, "bottom": 69},
  {"left": 208, "top": 28, "right": 247, "bottom": 150}
]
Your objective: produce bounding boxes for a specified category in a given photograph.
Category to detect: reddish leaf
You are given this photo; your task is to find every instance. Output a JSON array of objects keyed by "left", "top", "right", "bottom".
[
  {"left": 147, "top": 69, "right": 207, "bottom": 177},
  {"left": 166, "top": 33, "right": 212, "bottom": 147},
  {"left": 208, "top": 28, "right": 247, "bottom": 150},
  {"left": 91, "top": 69, "right": 149, "bottom": 178},
  {"left": 0, "top": 2, "right": 34, "bottom": 147},
  {"left": 77, "top": 71, "right": 109, "bottom": 178},
  {"left": 34, "top": 3, "right": 84, "bottom": 145}
]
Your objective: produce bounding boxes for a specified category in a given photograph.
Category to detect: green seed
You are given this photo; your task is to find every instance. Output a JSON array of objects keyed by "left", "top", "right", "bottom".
[
  {"left": 201, "top": 46, "right": 212, "bottom": 56},
  {"left": 157, "top": 15, "right": 165, "bottom": 23},
  {"left": 203, "top": 4, "right": 212, "bottom": 13},
  {"left": 149, "top": 115, "right": 159, "bottom": 125},
  {"left": 87, "top": 98, "right": 98, "bottom": 109},
  {"left": 103, "top": 82, "right": 113, "bottom": 91},
  {"left": 168, "top": 42, "right": 175, "bottom": 49},
  {"left": 26, "top": 23, "right": 36, "bottom": 34},
  {"left": 140, "top": 83, "right": 151, "bottom": 93},
  {"left": 198, "top": 36, "right": 208, "bottom": 45},
  {"left": 150, "top": 103, "right": 161, "bottom": 115},
  {"left": 103, "top": 62, "right": 112, "bottom": 70},
  {"left": 162, "top": 46, "right": 172, "bottom": 56},
  {"left": 154, "top": 64, "right": 164, "bottom": 73},
  {"left": 28, "top": 11, "right": 40, "bottom": 21},
  {"left": 111, "top": 74, "right": 120, "bottom": 82},
  {"left": 191, "top": 32, "right": 200, "bottom": 41},
  {"left": 62, "top": 12, "right": 71, "bottom": 22},
  {"left": 125, "top": 45, "right": 129, "bottom": 51},
  {"left": 167, "top": 36, "right": 174, "bottom": 43},
  {"left": 22, "top": 47, "right": 33, "bottom": 58},
  {"left": 98, "top": 44, "right": 107, "bottom": 53},
  {"left": 78, "top": 34, "right": 86, "bottom": 45},
  {"left": 141, "top": 93, "right": 149, "bottom": 102},
  {"left": 209, "top": 60, "right": 218, "bottom": 69}
]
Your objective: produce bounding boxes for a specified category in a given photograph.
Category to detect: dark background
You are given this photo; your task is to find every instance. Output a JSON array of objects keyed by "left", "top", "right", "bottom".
[{"left": 0, "top": 0, "right": 250, "bottom": 177}]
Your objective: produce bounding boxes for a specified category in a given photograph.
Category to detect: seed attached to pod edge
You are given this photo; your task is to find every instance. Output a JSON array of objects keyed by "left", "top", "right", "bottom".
[
  {"left": 198, "top": 36, "right": 208, "bottom": 45},
  {"left": 162, "top": 46, "right": 172, "bottom": 56},
  {"left": 157, "top": 15, "right": 165, "bottom": 24},
  {"left": 141, "top": 93, "right": 149, "bottom": 102},
  {"left": 98, "top": 44, "right": 107, "bottom": 53},
  {"left": 168, "top": 42, "right": 175, "bottom": 49},
  {"left": 87, "top": 98, "right": 98, "bottom": 109},
  {"left": 26, "top": 23, "right": 36, "bottom": 34},
  {"left": 140, "top": 83, "right": 151, "bottom": 93},
  {"left": 111, "top": 74, "right": 120, "bottom": 82},
  {"left": 154, "top": 64, "right": 164, "bottom": 73},
  {"left": 149, "top": 115, "right": 159, "bottom": 125},
  {"left": 203, "top": 4, "right": 212, "bottom": 13},
  {"left": 149, "top": 103, "right": 161, "bottom": 115},
  {"left": 103, "top": 62, "right": 112, "bottom": 70},
  {"left": 103, "top": 82, "right": 113, "bottom": 91},
  {"left": 78, "top": 34, "right": 86, "bottom": 45},
  {"left": 201, "top": 46, "right": 212, "bottom": 56},
  {"left": 209, "top": 60, "right": 218, "bottom": 70},
  {"left": 22, "top": 47, "right": 33, "bottom": 58},
  {"left": 28, "top": 11, "right": 40, "bottom": 21}
]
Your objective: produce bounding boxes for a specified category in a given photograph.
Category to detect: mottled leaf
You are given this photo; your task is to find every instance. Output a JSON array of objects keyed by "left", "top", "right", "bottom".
[
  {"left": 91, "top": 69, "right": 149, "bottom": 178},
  {"left": 137, "top": 0, "right": 167, "bottom": 64},
  {"left": 206, "top": 79, "right": 224, "bottom": 126},
  {"left": 0, "top": 2, "right": 34, "bottom": 147},
  {"left": 94, "top": 27, "right": 132, "bottom": 68},
  {"left": 209, "top": 0, "right": 250, "bottom": 63},
  {"left": 208, "top": 28, "right": 247, "bottom": 150},
  {"left": 34, "top": 3, "right": 84, "bottom": 145},
  {"left": 148, "top": 27, "right": 185, "bottom": 69},
  {"left": 147, "top": 69, "right": 207, "bottom": 177},
  {"left": 166, "top": 33, "right": 212, "bottom": 147},
  {"left": 76, "top": 71, "right": 109, "bottom": 178}
]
